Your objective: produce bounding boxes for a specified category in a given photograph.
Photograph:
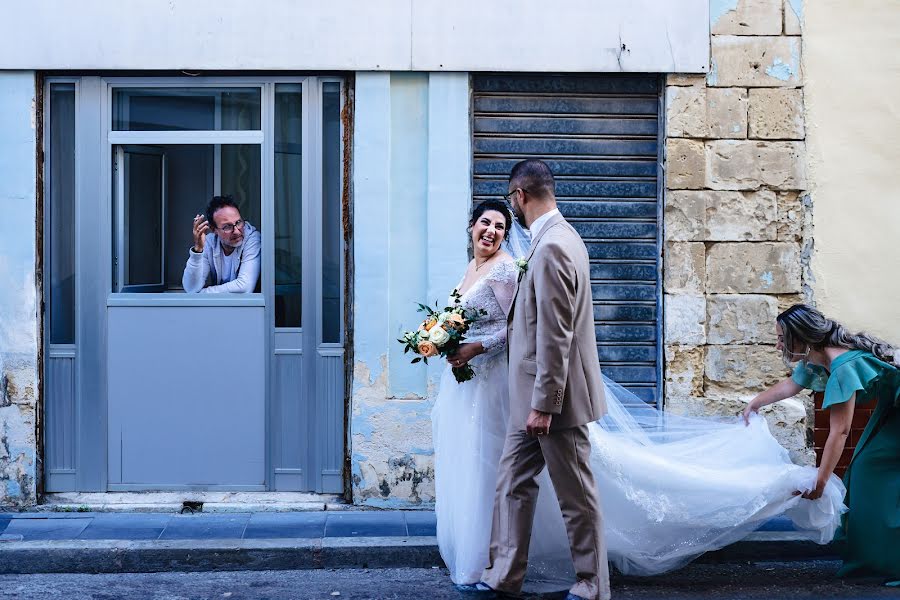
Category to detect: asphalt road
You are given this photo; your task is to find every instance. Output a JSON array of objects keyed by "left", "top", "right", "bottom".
[{"left": 0, "top": 561, "right": 896, "bottom": 600}]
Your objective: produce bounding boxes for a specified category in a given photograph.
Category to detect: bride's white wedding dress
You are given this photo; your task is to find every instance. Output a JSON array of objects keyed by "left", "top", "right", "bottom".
[{"left": 431, "top": 258, "right": 846, "bottom": 587}]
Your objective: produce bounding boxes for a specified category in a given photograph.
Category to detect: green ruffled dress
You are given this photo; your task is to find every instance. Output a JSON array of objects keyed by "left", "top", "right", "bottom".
[{"left": 792, "top": 350, "right": 900, "bottom": 583}]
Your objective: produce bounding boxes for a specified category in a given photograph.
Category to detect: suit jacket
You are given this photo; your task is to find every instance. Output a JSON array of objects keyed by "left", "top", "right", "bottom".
[{"left": 507, "top": 212, "right": 606, "bottom": 431}]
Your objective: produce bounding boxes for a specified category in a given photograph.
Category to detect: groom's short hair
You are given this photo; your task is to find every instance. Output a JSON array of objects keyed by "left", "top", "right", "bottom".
[{"left": 509, "top": 159, "right": 555, "bottom": 200}]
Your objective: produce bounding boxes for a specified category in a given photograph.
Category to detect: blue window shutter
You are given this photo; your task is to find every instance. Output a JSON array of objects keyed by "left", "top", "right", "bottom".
[{"left": 473, "top": 74, "right": 662, "bottom": 406}]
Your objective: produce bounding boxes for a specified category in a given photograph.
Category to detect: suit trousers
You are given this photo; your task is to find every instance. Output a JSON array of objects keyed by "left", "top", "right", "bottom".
[{"left": 481, "top": 425, "right": 610, "bottom": 600}]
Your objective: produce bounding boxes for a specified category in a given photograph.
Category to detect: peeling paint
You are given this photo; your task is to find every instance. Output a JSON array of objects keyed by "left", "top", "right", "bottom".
[
  {"left": 709, "top": 0, "right": 740, "bottom": 27},
  {"left": 766, "top": 59, "right": 794, "bottom": 81},
  {"left": 351, "top": 343, "right": 436, "bottom": 506},
  {"left": 408, "top": 447, "right": 435, "bottom": 456},
  {"left": 707, "top": 58, "right": 719, "bottom": 86},
  {"left": 0, "top": 72, "right": 39, "bottom": 509},
  {"left": 760, "top": 271, "right": 775, "bottom": 287},
  {"left": 789, "top": 38, "right": 801, "bottom": 75},
  {"left": 788, "top": 0, "right": 803, "bottom": 22},
  {"left": 798, "top": 193, "right": 816, "bottom": 303},
  {"left": 766, "top": 38, "right": 801, "bottom": 83},
  {"left": 348, "top": 73, "right": 471, "bottom": 508},
  {"left": 6, "top": 480, "right": 21, "bottom": 499}
]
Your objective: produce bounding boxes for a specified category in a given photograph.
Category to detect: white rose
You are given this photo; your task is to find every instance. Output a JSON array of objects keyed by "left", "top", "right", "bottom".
[
  {"left": 429, "top": 325, "right": 450, "bottom": 346},
  {"left": 418, "top": 329, "right": 430, "bottom": 340}
]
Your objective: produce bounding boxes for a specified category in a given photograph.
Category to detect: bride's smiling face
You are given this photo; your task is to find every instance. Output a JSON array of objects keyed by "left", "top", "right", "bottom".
[{"left": 472, "top": 210, "right": 507, "bottom": 257}]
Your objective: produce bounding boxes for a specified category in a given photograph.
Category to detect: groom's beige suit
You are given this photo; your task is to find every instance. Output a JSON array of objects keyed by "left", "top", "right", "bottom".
[{"left": 482, "top": 211, "right": 610, "bottom": 600}]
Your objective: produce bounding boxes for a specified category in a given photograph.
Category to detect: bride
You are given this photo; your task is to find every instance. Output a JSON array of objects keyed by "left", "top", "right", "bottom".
[{"left": 431, "top": 200, "right": 846, "bottom": 589}]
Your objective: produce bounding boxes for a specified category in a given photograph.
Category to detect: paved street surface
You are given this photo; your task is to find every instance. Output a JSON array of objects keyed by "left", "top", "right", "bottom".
[{"left": 1, "top": 562, "right": 896, "bottom": 600}]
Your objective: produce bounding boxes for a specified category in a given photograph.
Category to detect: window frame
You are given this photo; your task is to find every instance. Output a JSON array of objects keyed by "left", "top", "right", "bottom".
[
  {"left": 43, "top": 77, "right": 80, "bottom": 350},
  {"left": 114, "top": 144, "right": 168, "bottom": 293},
  {"left": 105, "top": 78, "right": 266, "bottom": 300},
  {"left": 98, "top": 76, "right": 345, "bottom": 346}
]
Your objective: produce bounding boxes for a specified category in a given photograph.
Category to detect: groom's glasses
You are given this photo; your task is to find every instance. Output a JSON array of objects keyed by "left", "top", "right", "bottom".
[{"left": 503, "top": 188, "right": 527, "bottom": 201}]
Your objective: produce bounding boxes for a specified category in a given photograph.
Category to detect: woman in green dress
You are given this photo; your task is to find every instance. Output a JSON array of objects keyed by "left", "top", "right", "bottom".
[{"left": 744, "top": 304, "right": 900, "bottom": 584}]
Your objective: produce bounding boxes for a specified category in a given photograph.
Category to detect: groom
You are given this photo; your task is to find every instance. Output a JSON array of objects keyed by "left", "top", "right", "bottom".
[{"left": 476, "top": 160, "right": 610, "bottom": 600}]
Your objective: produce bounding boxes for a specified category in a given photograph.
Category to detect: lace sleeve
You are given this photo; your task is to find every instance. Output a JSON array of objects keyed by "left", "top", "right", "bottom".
[
  {"left": 487, "top": 260, "right": 518, "bottom": 316},
  {"left": 481, "top": 260, "right": 518, "bottom": 353}
]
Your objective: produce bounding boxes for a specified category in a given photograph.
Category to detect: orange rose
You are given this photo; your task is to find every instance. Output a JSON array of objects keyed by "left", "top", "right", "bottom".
[
  {"left": 447, "top": 313, "right": 466, "bottom": 329},
  {"left": 423, "top": 318, "right": 438, "bottom": 331},
  {"left": 417, "top": 340, "right": 439, "bottom": 357}
]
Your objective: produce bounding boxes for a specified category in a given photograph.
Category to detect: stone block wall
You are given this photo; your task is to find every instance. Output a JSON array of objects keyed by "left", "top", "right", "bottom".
[{"left": 664, "top": 0, "right": 814, "bottom": 464}]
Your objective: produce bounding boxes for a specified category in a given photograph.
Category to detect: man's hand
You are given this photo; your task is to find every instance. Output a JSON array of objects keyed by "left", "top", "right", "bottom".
[
  {"left": 526, "top": 409, "right": 552, "bottom": 437},
  {"left": 192, "top": 214, "right": 210, "bottom": 253}
]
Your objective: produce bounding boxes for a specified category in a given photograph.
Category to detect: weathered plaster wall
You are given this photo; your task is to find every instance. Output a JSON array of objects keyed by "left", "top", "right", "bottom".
[
  {"left": 665, "top": 1, "right": 814, "bottom": 463},
  {"left": 350, "top": 72, "right": 470, "bottom": 506},
  {"left": 0, "top": 71, "right": 39, "bottom": 507},
  {"left": 804, "top": 1, "right": 900, "bottom": 342}
]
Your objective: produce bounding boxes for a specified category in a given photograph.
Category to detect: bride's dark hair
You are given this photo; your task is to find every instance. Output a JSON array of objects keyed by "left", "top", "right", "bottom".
[
  {"left": 470, "top": 200, "right": 512, "bottom": 235},
  {"left": 777, "top": 304, "right": 898, "bottom": 366}
]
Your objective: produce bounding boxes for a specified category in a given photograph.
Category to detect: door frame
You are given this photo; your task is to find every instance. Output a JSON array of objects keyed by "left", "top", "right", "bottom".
[{"left": 41, "top": 75, "right": 348, "bottom": 493}]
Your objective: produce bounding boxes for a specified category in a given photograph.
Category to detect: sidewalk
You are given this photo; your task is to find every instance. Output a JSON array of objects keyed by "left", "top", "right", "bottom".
[{"left": 0, "top": 510, "right": 835, "bottom": 575}]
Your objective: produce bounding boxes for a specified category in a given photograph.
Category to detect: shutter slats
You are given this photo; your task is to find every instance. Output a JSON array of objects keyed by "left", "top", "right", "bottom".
[
  {"left": 472, "top": 74, "right": 660, "bottom": 94},
  {"left": 474, "top": 179, "right": 656, "bottom": 198},
  {"left": 474, "top": 96, "right": 659, "bottom": 116},
  {"left": 474, "top": 158, "right": 656, "bottom": 177},
  {"left": 474, "top": 74, "right": 662, "bottom": 406},
  {"left": 474, "top": 138, "right": 658, "bottom": 156},
  {"left": 475, "top": 116, "right": 659, "bottom": 136}
]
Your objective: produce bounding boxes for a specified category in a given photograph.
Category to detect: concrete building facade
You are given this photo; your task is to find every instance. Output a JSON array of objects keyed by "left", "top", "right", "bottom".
[{"left": 1, "top": 0, "right": 897, "bottom": 509}]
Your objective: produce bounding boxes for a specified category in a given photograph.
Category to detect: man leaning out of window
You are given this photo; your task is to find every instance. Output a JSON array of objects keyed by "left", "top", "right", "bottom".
[{"left": 182, "top": 195, "right": 260, "bottom": 293}]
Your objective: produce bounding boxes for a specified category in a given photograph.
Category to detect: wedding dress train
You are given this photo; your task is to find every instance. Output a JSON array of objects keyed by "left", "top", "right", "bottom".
[{"left": 432, "top": 260, "right": 844, "bottom": 587}]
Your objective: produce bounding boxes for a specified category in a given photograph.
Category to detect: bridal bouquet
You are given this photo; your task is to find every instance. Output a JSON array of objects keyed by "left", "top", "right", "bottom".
[{"left": 398, "top": 290, "right": 486, "bottom": 383}]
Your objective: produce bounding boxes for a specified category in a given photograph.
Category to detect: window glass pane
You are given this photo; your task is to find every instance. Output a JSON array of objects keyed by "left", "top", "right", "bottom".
[
  {"left": 321, "top": 82, "right": 342, "bottom": 343},
  {"left": 274, "top": 84, "right": 303, "bottom": 327},
  {"left": 112, "top": 144, "right": 261, "bottom": 293},
  {"left": 125, "top": 149, "right": 164, "bottom": 287},
  {"left": 113, "top": 88, "right": 261, "bottom": 131},
  {"left": 48, "top": 84, "right": 76, "bottom": 344}
]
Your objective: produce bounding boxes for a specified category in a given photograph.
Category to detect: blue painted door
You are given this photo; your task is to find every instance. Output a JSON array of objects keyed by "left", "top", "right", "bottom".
[{"left": 472, "top": 74, "right": 663, "bottom": 406}]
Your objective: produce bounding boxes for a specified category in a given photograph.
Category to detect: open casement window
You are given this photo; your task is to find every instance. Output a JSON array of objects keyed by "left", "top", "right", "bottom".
[
  {"left": 114, "top": 145, "right": 167, "bottom": 293},
  {"left": 109, "top": 86, "right": 263, "bottom": 294},
  {"left": 111, "top": 141, "right": 262, "bottom": 293}
]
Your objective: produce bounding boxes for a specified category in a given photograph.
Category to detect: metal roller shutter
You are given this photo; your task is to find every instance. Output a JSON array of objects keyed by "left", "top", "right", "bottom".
[{"left": 472, "top": 74, "right": 663, "bottom": 406}]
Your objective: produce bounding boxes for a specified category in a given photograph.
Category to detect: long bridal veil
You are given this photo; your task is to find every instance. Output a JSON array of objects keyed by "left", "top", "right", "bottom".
[
  {"left": 450, "top": 208, "right": 847, "bottom": 587},
  {"left": 523, "top": 376, "right": 846, "bottom": 587}
]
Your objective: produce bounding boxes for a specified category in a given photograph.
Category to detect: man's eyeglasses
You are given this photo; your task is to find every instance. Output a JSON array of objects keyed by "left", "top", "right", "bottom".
[
  {"left": 216, "top": 219, "right": 245, "bottom": 234},
  {"left": 503, "top": 188, "right": 527, "bottom": 201}
]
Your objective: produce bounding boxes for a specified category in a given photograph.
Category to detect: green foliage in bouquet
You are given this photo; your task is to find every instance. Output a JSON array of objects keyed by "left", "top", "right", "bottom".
[{"left": 397, "top": 290, "right": 487, "bottom": 383}]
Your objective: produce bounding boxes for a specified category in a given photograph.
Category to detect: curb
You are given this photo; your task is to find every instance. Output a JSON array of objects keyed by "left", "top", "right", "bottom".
[
  {"left": 0, "top": 537, "right": 442, "bottom": 575},
  {"left": 0, "top": 536, "right": 837, "bottom": 575}
]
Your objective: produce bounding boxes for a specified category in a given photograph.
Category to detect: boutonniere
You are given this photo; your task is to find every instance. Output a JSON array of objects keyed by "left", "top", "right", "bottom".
[{"left": 514, "top": 257, "right": 529, "bottom": 276}]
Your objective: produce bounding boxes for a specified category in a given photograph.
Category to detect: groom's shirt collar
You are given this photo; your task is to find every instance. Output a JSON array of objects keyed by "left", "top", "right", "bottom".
[{"left": 528, "top": 208, "right": 560, "bottom": 240}]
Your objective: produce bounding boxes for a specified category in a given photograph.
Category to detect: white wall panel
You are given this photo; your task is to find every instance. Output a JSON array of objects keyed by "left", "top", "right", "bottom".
[
  {"left": 1, "top": 0, "right": 708, "bottom": 72},
  {"left": 412, "top": 0, "right": 710, "bottom": 73}
]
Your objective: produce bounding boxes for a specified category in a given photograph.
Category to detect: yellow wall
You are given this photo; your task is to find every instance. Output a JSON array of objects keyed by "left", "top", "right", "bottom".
[{"left": 805, "top": 0, "right": 900, "bottom": 342}]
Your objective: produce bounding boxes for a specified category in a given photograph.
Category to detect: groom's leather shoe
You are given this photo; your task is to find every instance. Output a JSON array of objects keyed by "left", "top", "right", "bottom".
[
  {"left": 455, "top": 582, "right": 495, "bottom": 597},
  {"left": 455, "top": 582, "right": 519, "bottom": 599}
]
